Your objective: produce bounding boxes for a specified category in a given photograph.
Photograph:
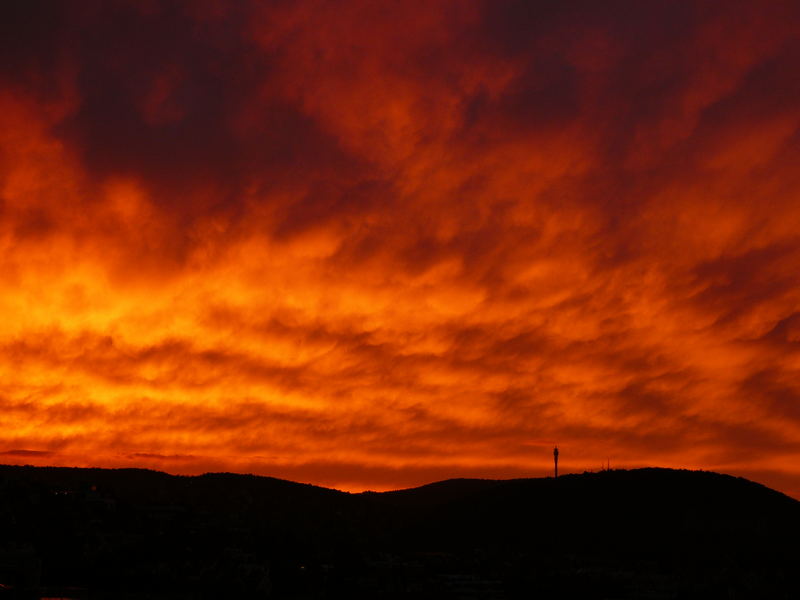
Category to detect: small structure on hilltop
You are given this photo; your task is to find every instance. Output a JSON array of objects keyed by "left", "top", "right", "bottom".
[{"left": 553, "top": 445, "right": 559, "bottom": 478}]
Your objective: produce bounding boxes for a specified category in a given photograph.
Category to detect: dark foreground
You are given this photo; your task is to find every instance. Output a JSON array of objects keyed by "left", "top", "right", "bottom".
[{"left": 0, "top": 465, "right": 798, "bottom": 599}]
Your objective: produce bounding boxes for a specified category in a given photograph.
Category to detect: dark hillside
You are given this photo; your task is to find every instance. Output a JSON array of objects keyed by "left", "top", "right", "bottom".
[{"left": 0, "top": 465, "right": 797, "bottom": 599}]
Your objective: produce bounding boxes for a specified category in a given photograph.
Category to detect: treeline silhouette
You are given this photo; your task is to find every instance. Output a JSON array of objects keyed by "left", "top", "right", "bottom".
[{"left": 0, "top": 465, "right": 797, "bottom": 599}]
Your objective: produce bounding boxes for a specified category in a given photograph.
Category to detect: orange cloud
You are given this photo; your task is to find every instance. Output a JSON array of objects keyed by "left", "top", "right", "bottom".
[{"left": 1, "top": 0, "right": 799, "bottom": 498}]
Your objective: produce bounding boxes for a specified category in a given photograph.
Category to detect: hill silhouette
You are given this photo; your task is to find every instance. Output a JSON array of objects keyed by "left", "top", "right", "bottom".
[{"left": 0, "top": 465, "right": 797, "bottom": 598}]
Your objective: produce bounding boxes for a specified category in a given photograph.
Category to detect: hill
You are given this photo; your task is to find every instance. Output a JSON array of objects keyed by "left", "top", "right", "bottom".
[{"left": 0, "top": 465, "right": 797, "bottom": 598}]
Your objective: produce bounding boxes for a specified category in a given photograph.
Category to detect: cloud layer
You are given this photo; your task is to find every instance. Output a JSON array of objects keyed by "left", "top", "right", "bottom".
[{"left": 1, "top": 0, "right": 800, "bottom": 495}]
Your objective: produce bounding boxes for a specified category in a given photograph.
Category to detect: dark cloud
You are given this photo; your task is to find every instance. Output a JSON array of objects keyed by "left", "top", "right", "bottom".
[
  {"left": 126, "top": 452, "right": 196, "bottom": 461},
  {"left": 0, "top": 449, "right": 56, "bottom": 457}
]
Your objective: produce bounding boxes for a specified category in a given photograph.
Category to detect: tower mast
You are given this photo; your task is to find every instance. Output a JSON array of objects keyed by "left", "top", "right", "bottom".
[{"left": 553, "top": 445, "right": 559, "bottom": 478}]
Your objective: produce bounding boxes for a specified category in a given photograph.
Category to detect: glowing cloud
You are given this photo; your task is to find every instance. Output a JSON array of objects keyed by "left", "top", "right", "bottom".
[{"left": 1, "top": 0, "right": 799, "bottom": 496}]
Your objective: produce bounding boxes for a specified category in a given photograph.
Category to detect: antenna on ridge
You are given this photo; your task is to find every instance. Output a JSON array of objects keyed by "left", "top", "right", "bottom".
[{"left": 553, "top": 445, "right": 559, "bottom": 479}]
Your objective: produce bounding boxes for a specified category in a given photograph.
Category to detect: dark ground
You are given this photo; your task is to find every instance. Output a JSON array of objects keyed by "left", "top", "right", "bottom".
[{"left": 0, "top": 465, "right": 797, "bottom": 599}]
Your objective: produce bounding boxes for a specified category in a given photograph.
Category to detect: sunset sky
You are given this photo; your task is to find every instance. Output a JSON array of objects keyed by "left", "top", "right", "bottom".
[{"left": 2, "top": 1, "right": 800, "bottom": 497}]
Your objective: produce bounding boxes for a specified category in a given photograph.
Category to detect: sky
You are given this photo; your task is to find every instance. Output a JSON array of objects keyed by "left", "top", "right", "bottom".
[{"left": 1, "top": 0, "right": 800, "bottom": 497}]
